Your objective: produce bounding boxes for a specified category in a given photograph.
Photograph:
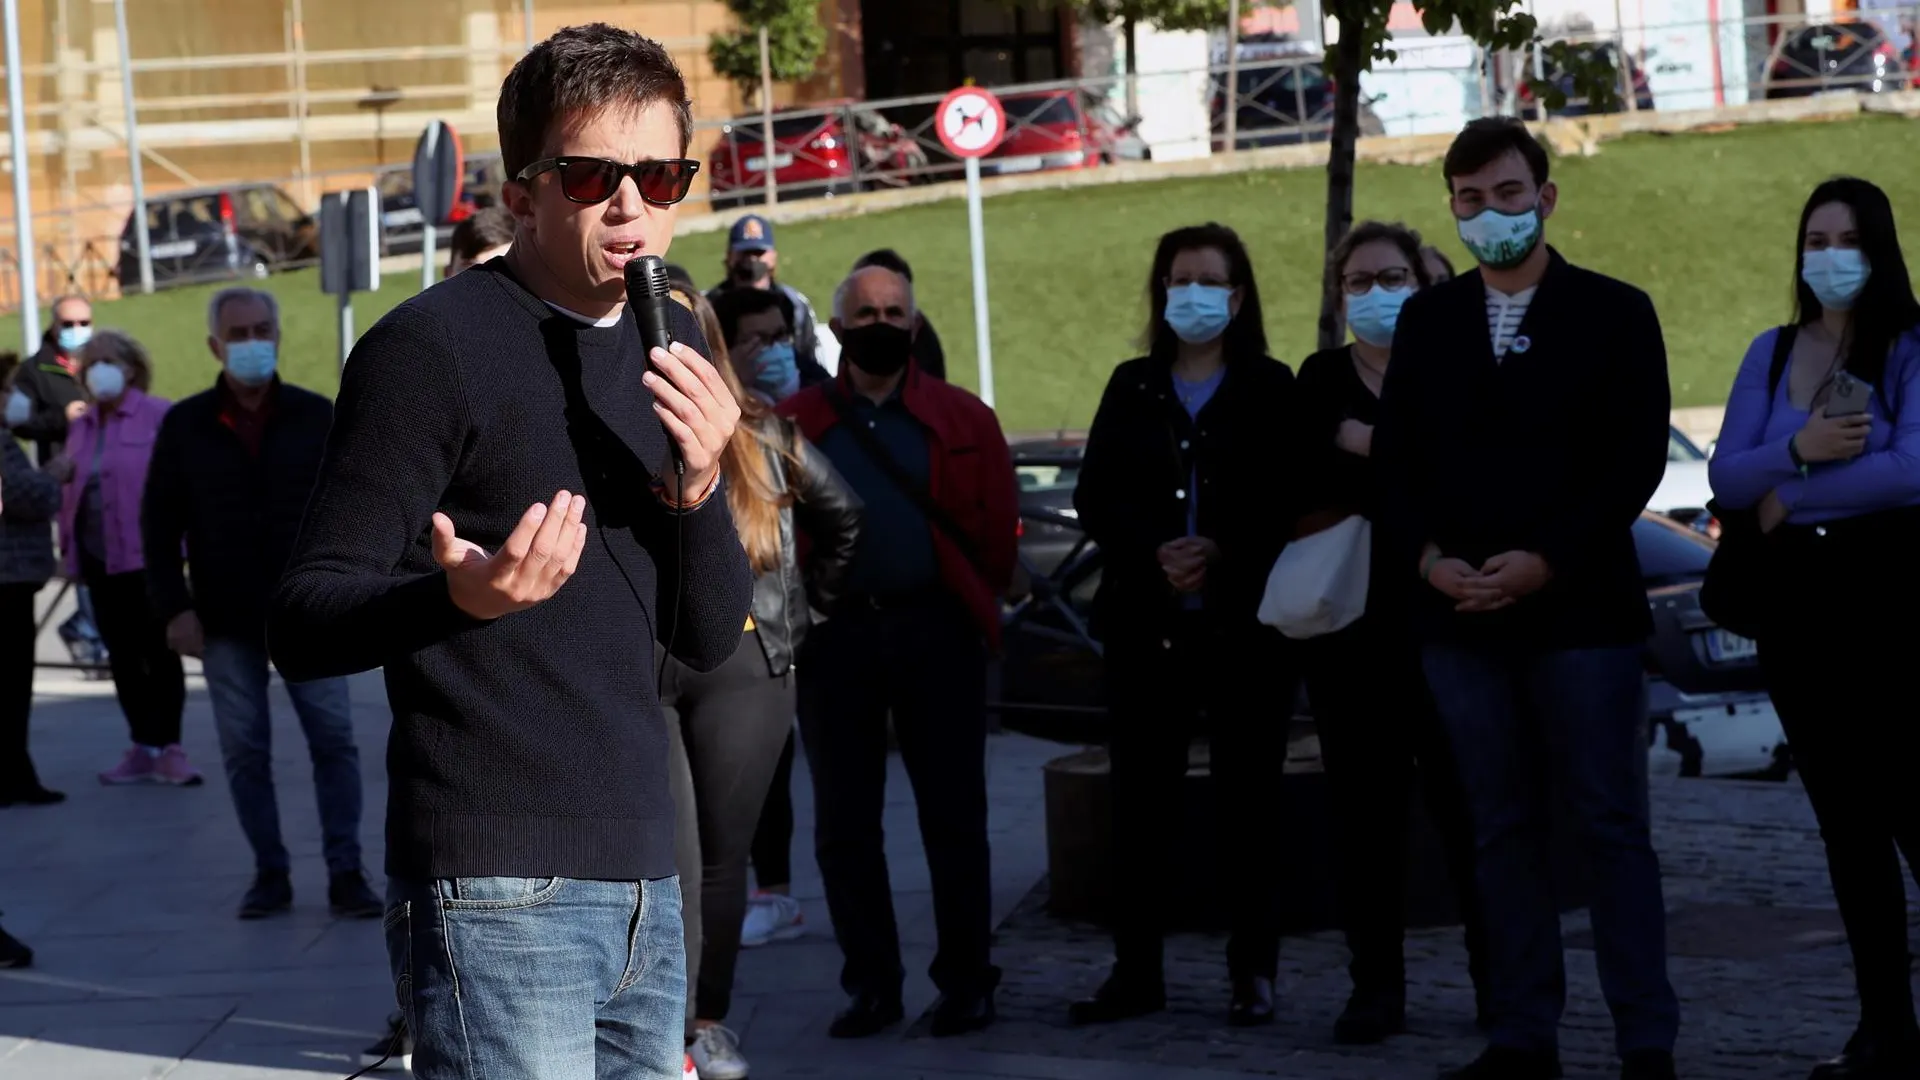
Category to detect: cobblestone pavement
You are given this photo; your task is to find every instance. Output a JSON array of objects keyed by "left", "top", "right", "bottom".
[{"left": 944, "top": 776, "right": 1919, "bottom": 1080}]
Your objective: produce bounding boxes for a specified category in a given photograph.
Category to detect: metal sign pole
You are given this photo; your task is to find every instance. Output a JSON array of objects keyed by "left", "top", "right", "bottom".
[
  {"left": 418, "top": 122, "right": 440, "bottom": 291},
  {"left": 338, "top": 288, "right": 353, "bottom": 371},
  {"left": 4, "top": 0, "right": 40, "bottom": 351},
  {"left": 113, "top": 0, "right": 152, "bottom": 294},
  {"left": 964, "top": 155, "right": 994, "bottom": 409}
]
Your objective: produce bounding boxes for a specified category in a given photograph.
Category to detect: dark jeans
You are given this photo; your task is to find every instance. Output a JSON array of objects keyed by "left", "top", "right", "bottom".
[
  {"left": 749, "top": 728, "right": 797, "bottom": 890},
  {"left": 1422, "top": 642, "right": 1679, "bottom": 1054},
  {"left": 1304, "top": 616, "right": 1486, "bottom": 997},
  {"left": 385, "top": 876, "right": 685, "bottom": 1079},
  {"left": 202, "top": 637, "right": 363, "bottom": 875},
  {"left": 1761, "top": 625, "right": 1920, "bottom": 1038},
  {"left": 1105, "top": 613, "right": 1294, "bottom": 982},
  {"left": 82, "top": 563, "right": 185, "bottom": 749},
  {"left": 798, "top": 597, "right": 993, "bottom": 1000},
  {"left": 0, "top": 581, "right": 42, "bottom": 793},
  {"left": 664, "top": 629, "right": 797, "bottom": 1024}
]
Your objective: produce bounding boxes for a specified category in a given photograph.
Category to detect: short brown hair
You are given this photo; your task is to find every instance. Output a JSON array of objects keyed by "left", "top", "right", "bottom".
[
  {"left": 497, "top": 24, "right": 694, "bottom": 181},
  {"left": 449, "top": 206, "right": 516, "bottom": 262},
  {"left": 79, "top": 329, "right": 155, "bottom": 392},
  {"left": 1325, "top": 221, "right": 1433, "bottom": 317},
  {"left": 1443, "top": 117, "right": 1550, "bottom": 192}
]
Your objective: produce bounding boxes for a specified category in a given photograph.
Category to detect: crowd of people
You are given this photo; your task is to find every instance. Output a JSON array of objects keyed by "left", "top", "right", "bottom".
[{"left": 2, "top": 21, "right": 1917, "bottom": 1080}]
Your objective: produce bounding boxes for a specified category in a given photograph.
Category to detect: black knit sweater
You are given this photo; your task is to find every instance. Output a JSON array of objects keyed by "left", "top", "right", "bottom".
[{"left": 268, "top": 261, "right": 753, "bottom": 882}]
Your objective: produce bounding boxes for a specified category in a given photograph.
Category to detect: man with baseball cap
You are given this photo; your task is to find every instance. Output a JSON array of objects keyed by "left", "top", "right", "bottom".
[{"left": 707, "top": 214, "right": 833, "bottom": 386}]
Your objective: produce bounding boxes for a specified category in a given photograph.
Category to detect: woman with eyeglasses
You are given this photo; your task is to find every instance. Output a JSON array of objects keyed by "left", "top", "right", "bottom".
[
  {"left": 1069, "top": 222, "right": 1298, "bottom": 1029},
  {"left": 664, "top": 286, "right": 861, "bottom": 1080},
  {"left": 1708, "top": 177, "right": 1920, "bottom": 1080},
  {"left": 1291, "top": 222, "right": 1488, "bottom": 1044}
]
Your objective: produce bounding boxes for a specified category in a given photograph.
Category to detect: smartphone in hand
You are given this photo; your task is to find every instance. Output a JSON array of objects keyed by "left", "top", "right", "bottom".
[{"left": 1826, "top": 371, "right": 1874, "bottom": 418}]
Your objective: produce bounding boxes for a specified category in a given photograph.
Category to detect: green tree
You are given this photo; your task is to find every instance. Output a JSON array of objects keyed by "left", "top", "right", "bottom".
[
  {"left": 708, "top": 0, "right": 830, "bottom": 104},
  {"left": 1027, "top": 0, "right": 1617, "bottom": 348}
]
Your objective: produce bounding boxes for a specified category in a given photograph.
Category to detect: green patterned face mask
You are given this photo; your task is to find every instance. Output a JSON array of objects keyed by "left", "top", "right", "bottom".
[{"left": 1457, "top": 205, "right": 1542, "bottom": 270}]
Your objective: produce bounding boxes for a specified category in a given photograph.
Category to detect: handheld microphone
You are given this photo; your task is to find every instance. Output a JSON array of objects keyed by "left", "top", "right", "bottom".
[
  {"left": 625, "top": 253, "right": 684, "bottom": 475},
  {"left": 627, "top": 253, "right": 675, "bottom": 358}
]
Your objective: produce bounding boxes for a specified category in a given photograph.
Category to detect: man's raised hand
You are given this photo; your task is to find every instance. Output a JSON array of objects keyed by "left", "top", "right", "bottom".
[{"left": 434, "top": 491, "right": 588, "bottom": 621}]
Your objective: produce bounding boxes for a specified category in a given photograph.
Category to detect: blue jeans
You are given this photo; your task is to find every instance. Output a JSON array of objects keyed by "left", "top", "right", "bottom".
[
  {"left": 385, "top": 876, "right": 687, "bottom": 1079},
  {"left": 1421, "top": 642, "right": 1679, "bottom": 1054},
  {"left": 202, "top": 637, "right": 362, "bottom": 875}
]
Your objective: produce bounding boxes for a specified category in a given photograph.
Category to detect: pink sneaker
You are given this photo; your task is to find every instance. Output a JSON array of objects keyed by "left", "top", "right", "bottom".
[
  {"left": 154, "top": 745, "right": 204, "bottom": 787},
  {"left": 99, "top": 746, "right": 157, "bottom": 785}
]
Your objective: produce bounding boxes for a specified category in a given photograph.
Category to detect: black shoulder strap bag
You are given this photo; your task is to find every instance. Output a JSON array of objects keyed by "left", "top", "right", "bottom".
[
  {"left": 824, "top": 384, "right": 992, "bottom": 584},
  {"left": 1698, "top": 326, "right": 1797, "bottom": 641}
]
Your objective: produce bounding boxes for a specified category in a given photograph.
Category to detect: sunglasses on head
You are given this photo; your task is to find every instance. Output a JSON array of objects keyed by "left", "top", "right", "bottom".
[{"left": 515, "top": 156, "right": 701, "bottom": 207}]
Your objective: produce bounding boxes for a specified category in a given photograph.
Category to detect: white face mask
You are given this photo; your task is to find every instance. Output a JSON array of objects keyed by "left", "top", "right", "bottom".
[{"left": 85, "top": 362, "right": 126, "bottom": 402}]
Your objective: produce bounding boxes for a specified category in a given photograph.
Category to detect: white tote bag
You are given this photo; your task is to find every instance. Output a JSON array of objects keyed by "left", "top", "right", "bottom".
[{"left": 1257, "top": 515, "right": 1371, "bottom": 640}]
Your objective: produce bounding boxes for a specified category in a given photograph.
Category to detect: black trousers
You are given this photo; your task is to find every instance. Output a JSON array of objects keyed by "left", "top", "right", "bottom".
[
  {"left": 82, "top": 562, "right": 185, "bottom": 749},
  {"left": 664, "top": 629, "right": 798, "bottom": 1024},
  {"left": 1304, "top": 614, "right": 1487, "bottom": 995},
  {"left": 749, "top": 728, "right": 797, "bottom": 890},
  {"left": 798, "top": 598, "right": 993, "bottom": 1000},
  {"left": 1105, "top": 612, "right": 1295, "bottom": 982},
  {"left": 0, "top": 582, "right": 43, "bottom": 793},
  {"left": 1762, "top": 623, "right": 1920, "bottom": 1038}
]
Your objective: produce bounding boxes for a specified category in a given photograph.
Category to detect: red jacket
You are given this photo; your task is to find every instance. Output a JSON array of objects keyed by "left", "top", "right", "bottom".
[{"left": 781, "top": 365, "right": 1018, "bottom": 651}]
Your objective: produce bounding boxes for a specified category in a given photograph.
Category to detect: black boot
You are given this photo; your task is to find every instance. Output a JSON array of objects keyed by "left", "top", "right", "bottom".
[
  {"left": 238, "top": 870, "right": 293, "bottom": 920},
  {"left": 1808, "top": 1026, "right": 1920, "bottom": 1079},
  {"left": 0, "top": 923, "right": 30, "bottom": 969},
  {"left": 1227, "top": 975, "right": 1276, "bottom": 1028},
  {"left": 1334, "top": 983, "right": 1407, "bottom": 1045},
  {"left": 1440, "top": 1045, "right": 1564, "bottom": 1080},
  {"left": 329, "top": 870, "right": 383, "bottom": 919},
  {"left": 1067, "top": 967, "right": 1167, "bottom": 1026},
  {"left": 828, "top": 991, "right": 904, "bottom": 1039}
]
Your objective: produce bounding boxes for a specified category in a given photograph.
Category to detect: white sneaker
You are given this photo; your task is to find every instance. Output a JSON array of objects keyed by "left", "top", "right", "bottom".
[
  {"left": 739, "top": 892, "right": 804, "bottom": 947},
  {"left": 683, "top": 1052, "right": 698, "bottom": 1080},
  {"left": 690, "top": 1025, "right": 749, "bottom": 1080}
]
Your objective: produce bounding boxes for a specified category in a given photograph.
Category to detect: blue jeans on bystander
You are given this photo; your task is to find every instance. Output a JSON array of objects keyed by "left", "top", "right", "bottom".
[{"left": 201, "top": 637, "right": 363, "bottom": 874}]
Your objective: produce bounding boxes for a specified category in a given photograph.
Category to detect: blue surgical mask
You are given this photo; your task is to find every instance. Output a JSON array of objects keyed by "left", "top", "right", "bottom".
[
  {"left": 1164, "top": 283, "right": 1234, "bottom": 345},
  {"left": 1457, "top": 205, "right": 1543, "bottom": 270},
  {"left": 56, "top": 325, "right": 92, "bottom": 354},
  {"left": 1801, "top": 248, "right": 1871, "bottom": 312},
  {"left": 751, "top": 341, "right": 800, "bottom": 403},
  {"left": 3, "top": 389, "right": 29, "bottom": 428},
  {"left": 85, "top": 362, "right": 125, "bottom": 401},
  {"left": 1346, "top": 285, "right": 1414, "bottom": 348},
  {"left": 225, "top": 339, "right": 279, "bottom": 387}
]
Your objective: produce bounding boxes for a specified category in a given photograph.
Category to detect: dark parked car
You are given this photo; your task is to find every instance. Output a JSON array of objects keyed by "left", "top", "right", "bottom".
[
  {"left": 1209, "top": 36, "right": 1384, "bottom": 149},
  {"left": 375, "top": 152, "right": 507, "bottom": 256},
  {"left": 1765, "top": 22, "right": 1911, "bottom": 98},
  {"left": 1515, "top": 41, "right": 1657, "bottom": 116},
  {"left": 118, "top": 183, "right": 317, "bottom": 291},
  {"left": 996, "top": 440, "right": 1787, "bottom": 780}
]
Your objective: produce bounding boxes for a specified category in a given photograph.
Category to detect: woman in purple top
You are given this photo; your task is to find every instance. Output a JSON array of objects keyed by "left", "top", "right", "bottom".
[
  {"left": 50, "top": 331, "right": 199, "bottom": 789},
  {"left": 1708, "top": 176, "right": 1920, "bottom": 1080}
]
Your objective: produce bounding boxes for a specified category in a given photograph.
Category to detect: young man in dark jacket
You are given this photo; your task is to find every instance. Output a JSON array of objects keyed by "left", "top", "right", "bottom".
[
  {"left": 779, "top": 264, "right": 1018, "bottom": 1041},
  {"left": 0, "top": 351, "right": 66, "bottom": 807},
  {"left": 1374, "top": 118, "right": 1678, "bottom": 1080},
  {"left": 267, "top": 25, "right": 751, "bottom": 1079},
  {"left": 142, "top": 287, "right": 382, "bottom": 922}
]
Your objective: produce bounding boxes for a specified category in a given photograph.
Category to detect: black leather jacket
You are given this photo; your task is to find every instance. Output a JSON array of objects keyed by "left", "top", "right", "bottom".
[{"left": 750, "top": 416, "right": 862, "bottom": 676}]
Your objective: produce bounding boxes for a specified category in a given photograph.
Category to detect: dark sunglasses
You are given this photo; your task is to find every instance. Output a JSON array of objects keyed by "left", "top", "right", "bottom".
[
  {"left": 58, "top": 318, "right": 91, "bottom": 328},
  {"left": 515, "top": 156, "right": 701, "bottom": 207}
]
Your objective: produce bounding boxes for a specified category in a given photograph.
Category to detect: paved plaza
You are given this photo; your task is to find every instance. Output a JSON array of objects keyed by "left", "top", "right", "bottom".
[{"left": 0, "top": 633, "right": 1911, "bottom": 1079}]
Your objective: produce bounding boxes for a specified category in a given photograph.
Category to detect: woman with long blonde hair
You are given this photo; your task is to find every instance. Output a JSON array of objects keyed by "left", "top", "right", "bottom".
[{"left": 666, "top": 286, "right": 861, "bottom": 1080}]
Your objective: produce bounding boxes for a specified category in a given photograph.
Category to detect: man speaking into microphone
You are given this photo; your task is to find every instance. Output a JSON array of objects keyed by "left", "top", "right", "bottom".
[{"left": 268, "top": 24, "right": 752, "bottom": 1080}]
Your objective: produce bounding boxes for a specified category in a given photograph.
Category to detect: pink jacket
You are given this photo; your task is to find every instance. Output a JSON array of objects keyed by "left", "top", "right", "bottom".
[{"left": 59, "top": 386, "right": 171, "bottom": 578}]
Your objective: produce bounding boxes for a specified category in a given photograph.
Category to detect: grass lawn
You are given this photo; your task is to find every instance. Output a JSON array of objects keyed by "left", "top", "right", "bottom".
[{"left": 8, "top": 114, "right": 1919, "bottom": 432}]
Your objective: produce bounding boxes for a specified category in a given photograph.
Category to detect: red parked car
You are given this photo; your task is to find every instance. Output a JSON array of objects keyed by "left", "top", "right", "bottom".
[
  {"left": 707, "top": 101, "right": 928, "bottom": 210},
  {"left": 978, "top": 89, "right": 1125, "bottom": 177}
]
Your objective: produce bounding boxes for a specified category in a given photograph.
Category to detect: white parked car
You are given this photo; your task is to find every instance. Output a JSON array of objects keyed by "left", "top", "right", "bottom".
[{"left": 1647, "top": 426, "right": 1714, "bottom": 517}]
